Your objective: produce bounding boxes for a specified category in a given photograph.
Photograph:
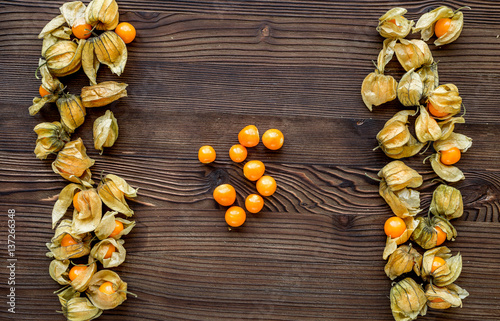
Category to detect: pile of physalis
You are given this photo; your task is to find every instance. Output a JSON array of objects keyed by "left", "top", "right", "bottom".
[
  {"left": 361, "top": 6, "right": 471, "bottom": 321},
  {"left": 28, "top": 1, "right": 138, "bottom": 320}
]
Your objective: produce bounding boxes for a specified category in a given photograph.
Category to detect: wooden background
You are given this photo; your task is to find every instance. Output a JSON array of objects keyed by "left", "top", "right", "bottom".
[{"left": 1, "top": 0, "right": 500, "bottom": 320}]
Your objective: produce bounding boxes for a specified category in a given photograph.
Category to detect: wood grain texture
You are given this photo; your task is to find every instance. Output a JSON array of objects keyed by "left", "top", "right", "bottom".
[{"left": 1, "top": 0, "right": 500, "bottom": 320}]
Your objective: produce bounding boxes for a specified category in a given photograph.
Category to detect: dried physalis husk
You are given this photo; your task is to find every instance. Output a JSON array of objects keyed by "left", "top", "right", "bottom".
[
  {"left": 91, "top": 31, "right": 128, "bottom": 76},
  {"left": 70, "top": 257, "right": 98, "bottom": 292},
  {"left": 379, "top": 180, "right": 421, "bottom": 218},
  {"left": 415, "top": 105, "right": 442, "bottom": 143},
  {"left": 413, "top": 6, "right": 454, "bottom": 42},
  {"left": 85, "top": 0, "right": 119, "bottom": 31},
  {"left": 72, "top": 188, "right": 103, "bottom": 234},
  {"left": 385, "top": 244, "right": 422, "bottom": 280},
  {"left": 430, "top": 184, "right": 463, "bottom": 220},
  {"left": 382, "top": 135, "right": 425, "bottom": 160},
  {"left": 29, "top": 59, "right": 65, "bottom": 116},
  {"left": 62, "top": 297, "right": 103, "bottom": 321},
  {"left": 39, "top": 15, "right": 72, "bottom": 56},
  {"left": 438, "top": 116, "right": 465, "bottom": 141},
  {"left": 98, "top": 174, "right": 137, "bottom": 216},
  {"left": 361, "top": 70, "right": 397, "bottom": 111},
  {"left": 56, "top": 285, "right": 80, "bottom": 308},
  {"left": 87, "top": 270, "right": 129, "bottom": 310},
  {"left": 44, "top": 39, "right": 85, "bottom": 77},
  {"left": 95, "top": 211, "right": 136, "bottom": 240},
  {"left": 428, "top": 153, "right": 464, "bottom": 183},
  {"left": 50, "top": 259, "right": 71, "bottom": 285},
  {"left": 422, "top": 246, "right": 462, "bottom": 287},
  {"left": 52, "top": 183, "right": 84, "bottom": 228},
  {"left": 39, "top": 15, "right": 67, "bottom": 39},
  {"left": 434, "top": 132, "right": 472, "bottom": 154},
  {"left": 376, "top": 110, "right": 414, "bottom": 151},
  {"left": 56, "top": 94, "right": 86, "bottom": 134},
  {"left": 378, "top": 160, "right": 423, "bottom": 192},
  {"left": 428, "top": 132, "right": 472, "bottom": 182},
  {"left": 52, "top": 138, "right": 95, "bottom": 185},
  {"left": 427, "top": 84, "right": 462, "bottom": 119},
  {"left": 34, "top": 121, "right": 71, "bottom": 160},
  {"left": 82, "top": 40, "right": 100, "bottom": 85},
  {"left": 394, "top": 39, "right": 433, "bottom": 72},
  {"left": 425, "top": 283, "right": 469, "bottom": 309},
  {"left": 90, "top": 238, "right": 126, "bottom": 268},
  {"left": 383, "top": 217, "right": 419, "bottom": 260},
  {"left": 59, "top": 1, "right": 87, "bottom": 28},
  {"left": 377, "top": 8, "right": 414, "bottom": 39},
  {"left": 417, "top": 63, "right": 439, "bottom": 100},
  {"left": 93, "top": 110, "right": 119, "bottom": 154},
  {"left": 397, "top": 68, "right": 424, "bottom": 107},
  {"left": 377, "top": 38, "right": 397, "bottom": 74},
  {"left": 411, "top": 215, "right": 457, "bottom": 249},
  {"left": 434, "top": 11, "right": 465, "bottom": 47},
  {"left": 46, "top": 219, "right": 91, "bottom": 260},
  {"left": 390, "top": 277, "right": 427, "bottom": 321},
  {"left": 82, "top": 81, "right": 128, "bottom": 107}
]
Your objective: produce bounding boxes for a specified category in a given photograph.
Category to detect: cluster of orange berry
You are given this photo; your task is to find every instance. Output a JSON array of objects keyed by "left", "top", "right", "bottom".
[{"left": 198, "top": 125, "right": 284, "bottom": 228}]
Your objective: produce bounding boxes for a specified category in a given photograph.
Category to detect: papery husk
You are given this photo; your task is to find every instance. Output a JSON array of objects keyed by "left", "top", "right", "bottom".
[
  {"left": 421, "top": 246, "right": 462, "bottom": 287},
  {"left": 428, "top": 153, "right": 465, "bottom": 182},
  {"left": 52, "top": 138, "right": 95, "bottom": 186},
  {"left": 397, "top": 68, "right": 423, "bottom": 107},
  {"left": 72, "top": 188, "right": 103, "bottom": 234},
  {"left": 62, "top": 297, "right": 103, "bottom": 321},
  {"left": 438, "top": 117, "right": 465, "bottom": 141},
  {"left": 361, "top": 70, "right": 398, "bottom": 111},
  {"left": 29, "top": 59, "right": 65, "bottom": 116},
  {"left": 415, "top": 105, "right": 442, "bottom": 143},
  {"left": 425, "top": 283, "right": 469, "bottom": 309},
  {"left": 93, "top": 110, "right": 119, "bottom": 154},
  {"left": 82, "top": 40, "right": 100, "bottom": 85},
  {"left": 85, "top": 0, "right": 119, "bottom": 31},
  {"left": 390, "top": 277, "right": 427, "bottom": 321},
  {"left": 395, "top": 39, "right": 433, "bottom": 72},
  {"left": 376, "top": 110, "right": 415, "bottom": 150},
  {"left": 82, "top": 81, "right": 128, "bottom": 107},
  {"left": 417, "top": 63, "right": 439, "bottom": 101},
  {"left": 377, "top": 38, "right": 397, "bottom": 74},
  {"left": 378, "top": 160, "right": 423, "bottom": 191},
  {"left": 430, "top": 184, "right": 463, "bottom": 220},
  {"left": 92, "top": 31, "right": 127, "bottom": 76},
  {"left": 39, "top": 15, "right": 67, "bottom": 39},
  {"left": 57, "top": 286, "right": 80, "bottom": 307},
  {"left": 377, "top": 8, "right": 414, "bottom": 39},
  {"left": 50, "top": 259, "right": 70, "bottom": 285},
  {"left": 71, "top": 256, "right": 98, "bottom": 292},
  {"left": 90, "top": 238, "right": 126, "bottom": 268},
  {"left": 87, "top": 270, "right": 128, "bottom": 310},
  {"left": 381, "top": 135, "right": 425, "bottom": 159},
  {"left": 34, "top": 121, "right": 71, "bottom": 160},
  {"left": 411, "top": 215, "right": 457, "bottom": 249},
  {"left": 60, "top": 1, "right": 87, "bottom": 28},
  {"left": 57, "top": 94, "right": 86, "bottom": 133},
  {"left": 42, "top": 26, "right": 72, "bottom": 57},
  {"left": 435, "top": 11, "right": 465, "bottom": 47},
  {"left": 46, "top": 219, "right": 91, "bottom": 260},
  {"left": 385, "top": 244, "right": 422, "bottom": 280},
  {"left": 380, "top": 180, "right": 421, "bottom": 218},
  {"left": 413, "top": 6, "right": 454, "bottom": 42},
  {"left": 98, "top": 174, "right": 137, "bottom": 216},
  {"left": 30, "top": 95, "right": 59, "bottom": 117},
  {"left": 383, "top": 217, "right": 419, "bottom": 260},
  {"left": 427, "top": 84, "right": 462, "bottom": 119},
  {"left": 52, "top": 183, "right": 84, "bottom": 228},
  {"left": 44, "top": 39, "right": 85, "bottom": 77},
  {"left": 95, "top": 211, "right": 136, "bottom": 240},
  {"left": 433, "top": 132, "right": 472, "bottom": 153}
]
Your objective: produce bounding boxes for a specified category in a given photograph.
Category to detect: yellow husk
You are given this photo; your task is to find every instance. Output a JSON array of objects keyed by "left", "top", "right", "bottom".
[
  {"left": 377, "top": 8, "right": 414, "bottom": 39},
  {"left": 34, "top": 121, "right": 71, "bottom": 160},
  {"left": 95, "top": 211, "right": 136, "bottom": 240},
  {"left": 52, "top": 138, "right": 95, "bottom": 186},
  {"left": 413, "top": 6, "right": 454, "bottom": 41},
  {"left": 49, "top": 259, "right": 70, "bottom": 285},
  {"left": 52, "top": 183, "right": 84, "bottom": 228},
  {"left": 421, "top": 246, "right": 462, "bottom": 287},
  {"left": 433, "top": 132, "right": 472, "bottom": 153},
  {"left": 378, "top": 160, "right": 423, "bottom": 191},
  {"left": 93, "top": 110, "right": 119, "bottom": 154},
  {"left": 62, "top": 297, "right": 103, "bottom": 321},
  {"left": 438, "top": 117, "right": 465, "bottom": 141},
  {"left": 98, "top": 174, "right": 137, "bottom": 216},
  {"left": 92, "top": 31, "right": 127, "bottom": 76},
  {"left": 411, "top": 215, "right": 456, "bottom": 249},
  {"left": 428, "top": 153, "right": 465, "bottom": 183},
  {"left": 385, "top": 245, "right": 422, "bottom": 280},
  {"left": 90, "top": 238, "right": 126, "bottom": 268},
  {"left": 82, "top": 81, "right": 128, "bottom": 107},
  {"left": 46, "top": 219, "right": 91, "bottom": 260},
  {"left": 381, "top": 135, "right": 425, "bottom": 159},
  {"left": 82, "top": 40, "right": 100, "bottom": 85},
  {"left": 430, "top": 184, "right": 463, "bottom": 220},
  {"left": 379, "top": 181, "right": 421, "bottom": 218},
  {"left": 376, "top": 110, "right": 414, "bottom": 150},
  {"left": 39, "top": 15, "right": 67, "bottom": 39},
  {"left": 397, "top": 68, "right": 423, "bottom": 107},
  {"left": 85, "top": 0, "right": 119, "bottom": 31},
  {"left": 417, "top": 63, "right": 439, "bottom": 100},
  {"left": 394, "top": 39, "right": 433, "bottom": 72},
  {"left": 44, "top": 39, "right": 85, "bottom": 77},
  {"left": 72, "top": 188, "right": 103, "bottom": 234},
  {"left": 425, "top": 283, "right": 469, "bottom": 309},
  {"left": 60, "top": 1, "right": 87, "bottom": 28},
  {"left": 435, "top": 11, "right": 465, "bottom": 47},
  {"left": 427, "top": 84, "right": 462, "bottom": 119},
  {"left": 383, "top": 217, "right": 419, "bottom": 260},
  {"left": 361, "top": 70, "right": 397, "bottom": 111},
  {"left": 390, "top": 277, "right": 427, "bottom": 321},
  {"left": 415, "top": 105, "right": 442, "bottom": 143},
  {"left": 377, "top": 38, "right": 397, "bottom": 74},
  {"left": 86, "top": 270, "right": 128, "bottom": 310},
  {"left": 57, "top": 94, "right": 86, "bottom": 133},
  {"left": 70, "top": 257, "right": 98, "bottom": 292},
  {"left": 29, "top": 59, "right": 65, "bottom": 116}
]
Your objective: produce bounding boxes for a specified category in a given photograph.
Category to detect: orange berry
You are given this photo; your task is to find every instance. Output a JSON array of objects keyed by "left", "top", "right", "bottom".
[
  {"left": 73, "top": 191, "right": 83, "bottom": 213},
  {"left": 198, "top": 145, "right": 216, "bottom": 163},
  {"left": 225, "top": 206, "right": 246, "bottom": 227},
  {"left": 435, "top": 226, "right": 447, "bottom": 246},
  {"left": 431, "top": 297, "right": 445, "bottom": 303},
  {"left": 68, "top": 265, "right": 87, "bottom": 281},
  {"left": 72, "top": 18, "right": 92, "bottom": 39},
  {"left": 440, "top": 147, "right": 461, "bottom": 165},
  {"left": 99, "top": 281, "right": 116, "bottom": 294},
  {"left": 384, "top": 216, "right": 406, "bottom": 238},
  {"left": 115, "top": 22, "right": 136, "bottom": 44},
  {"left": 238, "top": 125, "right": 260, "bottom": 147},
  {"left": 243, "top": 160, "right": 265, "bottom": 181},
  {"left": 109, "top": 220, "right": 124, "bottom": 238},
  {"left": 39, "top": 85, "right": 51, "bottom": 97},
  {"left": 431, "top": 256, "right": 446, "bottom": 273},
  {"left": 61, "top": 234, "right": 78, "bottom": 247},
  {"left": 256, "top": 175, "right": 277, "bottom": 196},
  {"left": 245, "top": 194, "right": 264, "bottom": 214},
  {"left": 229, "top": 144, "right": 248, "bottom": 163},
  {"left": 427, "top": 101, "right": 449, "bottom": 118},
  {"left": 103, "top": 244, "right": 116, "bottom": 259},
  {"left": 434, "top": 18, "right": 451, "bottom": 38},
  {"left": 213, "top": 184, "right": 236, "bottom": 206},
  {"left": 262, "top": 129, "right": 284, "bottom": 150}
]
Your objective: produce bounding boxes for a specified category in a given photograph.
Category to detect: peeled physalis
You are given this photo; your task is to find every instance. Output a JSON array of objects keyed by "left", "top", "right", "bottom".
[
  {"left": 361, "top": 70, "right": 397, "bottom": 112},
  {"left": 52, "top": 138, "right": 95, "bottom": 185},
  {"left": 428, "top": 132, "right": 472, "bottom": 182},
  {"left": 377, "top": 8, "right": 414, "bottom": 39},
  {"left": 90, "top": 238, "right": 126, "bottom": 268},
  {"left": 81, "top": 81, "right": 128, "bottom": 107},
  {"left": 98, "top": 174, "right": 137, "bottom": 216},
  {"left": 85, "top": 0, "right": 120, "bottom": 31},
  {"left": 95, "top": 211, "right": 135, "bottom": 240},
  {"left": 383, "top": 216, "right": 418, "bottom": 260},
  {"left": 425, "top": 283, "right": 469, "bottom": 310},
  {"left": 86, "top": 270, "right": 129, "bottom": 310},
  {"left": 397, "top": 68, "right": 423, "bottom": 107},
  {"left": 421, "top": 246, "right": 462, "bottom": 287},
  {"left": 390, "top": 277, "right": 427, "bottom": 321},
  {"left": 385, "top": 244, "right": 422, "bottom": 280},
  {"left": 430, "top": 184, "right": 463, "bottom": 220},
  {"left": 413, "top": 6, "right": 466, "bottom": 46},
  {"left": 93, "top": 110, "right": 119, "bottom": 154},
  {"left": 34, "top": 121, "right": 70, "bottom": 160},
  {"left": 46, "top": 219, "right": 91, "bottom": 260},
  {"left": 57, "top": 93, "right": 86, "bottom": 133}
]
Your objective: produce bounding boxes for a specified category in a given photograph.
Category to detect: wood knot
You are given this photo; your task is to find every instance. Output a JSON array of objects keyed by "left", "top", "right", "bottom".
[
  {"left": 260, "top": 25, "right": 270, "bottom": 38},
  {"left": 207, "top": 168, "right": 230, "bottom": 187}
]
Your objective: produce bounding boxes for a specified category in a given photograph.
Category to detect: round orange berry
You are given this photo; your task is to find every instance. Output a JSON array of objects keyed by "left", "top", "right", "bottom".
[
  {"left": 213, "top": 184, "right": 236, "bottom": 206},
  {"left": 243, "top": 160, "right": 265, "bottom": 181},
  {"left": 99, "top": 281, "right": 116, "bottom": 294},
  {"left": 115, "top": 22, "right": 136, "bottom": 44},
  {"left": 238, "top": 125, "right": 260, "bottom": 147},
  {"left": 245, "top": 194, "right": 264, "bottom": 213},
  {"left": 384, "top": 216, "right": 406, "bottom": 238},
  {"left": 262, "top": 129, "right": 284, "bottom": 150},
  {"left": 225, "top": 206, "right": 246, "bottom": 227},
  {"left": 256, "top": 175, "right": 277, "bottom": 196},
  {"left": 229, "top": 144, "right": 248, "bottom": 163},
  {"left": 198, "top": 145, "right": 216, "bottom": 163}
]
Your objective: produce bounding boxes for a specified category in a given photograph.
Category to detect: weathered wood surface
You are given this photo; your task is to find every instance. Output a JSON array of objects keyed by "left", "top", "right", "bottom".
[{"left": 1, "top": 0, "right": 500, "bottom": 320}]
